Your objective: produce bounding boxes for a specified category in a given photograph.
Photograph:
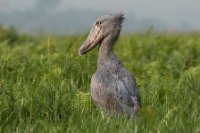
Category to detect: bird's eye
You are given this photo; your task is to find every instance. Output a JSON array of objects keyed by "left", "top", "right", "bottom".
[{"left": 96, "top": 21, "right": 101, "bottom": 26}]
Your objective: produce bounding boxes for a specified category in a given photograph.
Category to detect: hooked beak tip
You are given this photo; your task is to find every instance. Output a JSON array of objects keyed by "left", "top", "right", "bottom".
[
  {"left": 78, "top": 51, "right": 82, "bottom": 56},
  {"left": 78, "top": 50, "right": 84, "bottom": 56}
]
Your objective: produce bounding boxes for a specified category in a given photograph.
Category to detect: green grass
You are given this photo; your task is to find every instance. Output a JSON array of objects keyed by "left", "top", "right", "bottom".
[{"left": 0, "top": 32, "right": 200, "bottom": 132}]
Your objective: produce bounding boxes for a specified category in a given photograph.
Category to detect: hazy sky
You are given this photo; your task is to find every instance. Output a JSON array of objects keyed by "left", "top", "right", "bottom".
[
  {"left": 3, "top": 0, "right": 200, "bottom": 24},
  {"left": 1, "top": 0, "right": 200, "bottom": 32},
  {"left": 61, "top": 0, "right": 200, "bottom": 26}
]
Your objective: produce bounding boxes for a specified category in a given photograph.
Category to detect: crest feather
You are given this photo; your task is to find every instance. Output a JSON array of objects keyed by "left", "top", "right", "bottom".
[
  {"left": 114, "top": 12, "right": 125, "bottom": 25},
  {"left": 112, "top": 12, "right": 125, "bottom": 30}
]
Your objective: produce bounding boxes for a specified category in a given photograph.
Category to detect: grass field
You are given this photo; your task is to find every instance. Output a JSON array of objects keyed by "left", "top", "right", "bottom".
[{"left": 0, "top": 31, "right": 200, "bottom": 132}]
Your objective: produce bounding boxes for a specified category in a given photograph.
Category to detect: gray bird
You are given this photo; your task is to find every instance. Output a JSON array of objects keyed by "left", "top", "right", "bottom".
[{"left": 79, "top": 13, "right": 141, "bottom": 117}]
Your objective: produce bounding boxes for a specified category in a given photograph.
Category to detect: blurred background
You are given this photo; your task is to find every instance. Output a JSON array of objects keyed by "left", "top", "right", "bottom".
[{"left": 0, "top": 0, "right": 200, "bottom": 34}]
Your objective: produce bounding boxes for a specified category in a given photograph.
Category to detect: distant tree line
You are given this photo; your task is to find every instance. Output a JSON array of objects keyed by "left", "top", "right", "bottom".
[{"left": 0, "top": 25, "right": 34, "bottom": 45}]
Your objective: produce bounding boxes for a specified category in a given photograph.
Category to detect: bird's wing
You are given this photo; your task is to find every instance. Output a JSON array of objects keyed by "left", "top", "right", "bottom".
[
  {"left": 115, "top": 80, "right": 134, "bottom": 107},
  {"left": 115, "top": 79, "right": 141, "bottom": 115},
  {"left": 120, "top": 68, "right": 138, "bottom": 96},
  {"left": 117, "top": 68, "right": 141, "bottom": 108}
]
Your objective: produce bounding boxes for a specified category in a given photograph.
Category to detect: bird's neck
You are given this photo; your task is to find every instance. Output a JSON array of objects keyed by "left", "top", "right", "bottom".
[{"left": 97, "top": 35, "right": 119, "bottom": 67}]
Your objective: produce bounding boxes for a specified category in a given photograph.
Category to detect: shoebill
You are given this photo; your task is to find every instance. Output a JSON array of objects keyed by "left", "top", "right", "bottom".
[{"left": 79, "top": 13, "right": 141, "bottom": 117}]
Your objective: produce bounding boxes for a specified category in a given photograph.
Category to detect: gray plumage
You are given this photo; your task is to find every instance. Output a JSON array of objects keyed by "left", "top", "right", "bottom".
[{"left": 79, "top": 13, "right": 141, "bottom": 117}]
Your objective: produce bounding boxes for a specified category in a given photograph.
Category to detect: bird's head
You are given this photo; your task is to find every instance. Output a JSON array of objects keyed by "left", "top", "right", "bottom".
[{"left": 79, "top": 13, "right": 125, "bottom": 55}]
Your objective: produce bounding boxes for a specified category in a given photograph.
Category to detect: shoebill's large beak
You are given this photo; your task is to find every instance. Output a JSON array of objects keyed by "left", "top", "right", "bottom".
[{"left": 79, "top": 25, "right": 102, "bottom": 55}]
